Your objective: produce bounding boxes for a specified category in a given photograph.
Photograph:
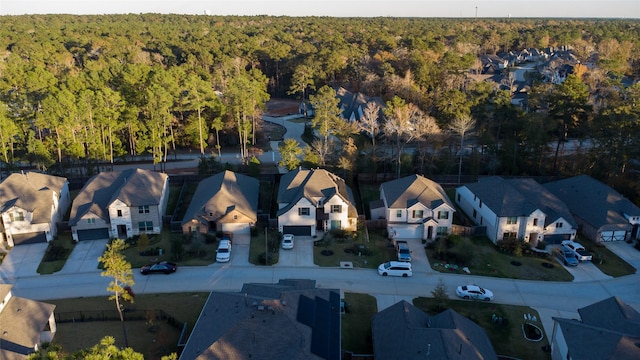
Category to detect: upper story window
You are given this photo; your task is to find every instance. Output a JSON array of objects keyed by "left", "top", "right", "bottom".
[
  {"left": 331, "top": 205, "right": 342, "bottom": 213},
  {"left": 10, "top": 211, "right": 24, "bottom": 222},
  {"left": 479, "top": 200, "right": 483, "bottom": 208},
  {"left": 533, "top": 218, "right": 538, "bottom": 226},
  {"left": 138, "top": 205, "right": 150, "bottom": 214},
  {"left": 298, "top": 207, "right": 310, "bottom": 216},
  {"left": 396, "top": 210, "right": 402, "bottom": 218},
  {"left": 437, "top": 211, "right": 449, "bottom": 220},
  {"left": 117, "top": 210, "right": 122, "bottom": 217},
  {"left": 507, "top": 217, "right": 518, "bottom": 225},
  {"left": 556, "top": 222, "right": 563, "bottom": 228},
  {"left": 413, "top": 210, "right": 424, "bottom": 218},
  {"left": 87, "top": 218, "right": 96, "bottom": 224}
]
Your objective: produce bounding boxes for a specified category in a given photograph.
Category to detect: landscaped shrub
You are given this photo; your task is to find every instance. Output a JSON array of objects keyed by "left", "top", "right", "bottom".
[
  {"left": 203, "top": 233, "right": 216, "bottom": 244},
  {"left": 170, "top": 239, "right": 183, "bottom": 261}
]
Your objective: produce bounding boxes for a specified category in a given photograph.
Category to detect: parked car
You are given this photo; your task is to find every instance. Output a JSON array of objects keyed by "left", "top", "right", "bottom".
[
  {"left": 216, "top": 239, "right": 232, "bottom": 262},
  {"left": 393, "top": 240, "right": 411, "bottom": 262},
  {"left": 561, "top": 240, "right": 593, "bottom": 261},
  {"left": 554, "top": 246, "right": 579, "bottom": 267},
  {"left": 377, "top": 261, "right": 412, "bottom": 277},
  {"left": 456, "top": 284, "right": 494, "bottom": 301},
  {"left": 282, "top": 234, "right": 294, "bottom": 249},
  {"left": 140, "top": 261, "right": 177, "bottom": 275}
]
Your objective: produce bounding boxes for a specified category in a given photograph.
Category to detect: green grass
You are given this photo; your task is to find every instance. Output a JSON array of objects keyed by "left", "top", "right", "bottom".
[
  {"left": 426, "top": 236, "right": 575, "bottom": 281},
  {"left": 313, "top": 229, "right": 394, "bottom": 268},
  {"left": 341, "top": 293, "right": 377, "bottom": 354},
  {"left": 165, "top": 184, "right": 183, "bottom": 216},
  {"left": 413, "top": 297, "right": 551, "bottom": 360},
  {"left": 37, "top": 233, "right": 76, "bottom": 274},
  {"left": 45, "top": 292, "right": 208, "bottom": 358},
  {"left": 577, "top": 235, "right": 637, "bottom": 277},
  {"left": 121, "top": 231, "right": 218, "bottom": 268},
  {"left": 248, "top": 227, "right": 280, "bottom": 265}
]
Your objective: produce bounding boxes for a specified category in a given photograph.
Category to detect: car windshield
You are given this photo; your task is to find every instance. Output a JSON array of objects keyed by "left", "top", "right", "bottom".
[
  {"left": 218, "top": 249, "right": 228, "bottom": 253},
  {"left": 383, "top": 262, "right": 391, "bottom": 269}
]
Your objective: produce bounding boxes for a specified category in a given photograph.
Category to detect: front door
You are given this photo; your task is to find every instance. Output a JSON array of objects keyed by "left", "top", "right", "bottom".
[{"left": 117, "top": 225, "right": 127, "bottom": 238}]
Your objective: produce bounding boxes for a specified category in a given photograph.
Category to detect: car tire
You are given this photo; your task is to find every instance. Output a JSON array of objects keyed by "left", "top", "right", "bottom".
[
  {"left": 463, "top": 296, "right": 469, "bottom": 299},
  {"left": 484, "top": 297, "right": 491, "bottom": 301},
  {"left": 382, "top": 272, "right": 388, "bottom": 276},
  {"left": 402, "top": 273, "right": 408, "bottom": 277}
]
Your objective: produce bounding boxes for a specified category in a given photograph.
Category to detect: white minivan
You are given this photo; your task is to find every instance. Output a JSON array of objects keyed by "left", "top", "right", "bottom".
[{"left": 378, "top": 261, "right": 412, "bottom": 277}]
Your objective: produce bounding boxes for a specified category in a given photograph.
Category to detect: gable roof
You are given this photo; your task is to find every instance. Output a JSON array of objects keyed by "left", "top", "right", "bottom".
[
  {"left": 277, "top": 168, "right": 357, "bottom": 218},
  {"left": 544, "top": 174, "right": 640, "bottom": 229},
  {"left": 372, "top": 301, "right": 497, "bottom": 360},
  {"left": 335, "top": 87, "right": 384, "bottom": 122},
  {"left": 181, "top": 170, "right": 259, "bottom": 226},
  {"left": 179, "top": 279, "right": 341, "bottom": 360},
  {"left": 0, "top": 284, "right": 56, "bottom": 359},
  {"left": 69, "top": 168, "right": 167, "bottom": 226},
  {"left": 504, "top": 178, "right": 577, "bottom": 227},
  {"left": 0, "top": 172, "right": 67, "bottom": 224},
  {"left": 553, "top": 297, "right": 640, "bottom": 360},
  {"left": 381, "top": 174, "right": 454, "bottom": 210}
]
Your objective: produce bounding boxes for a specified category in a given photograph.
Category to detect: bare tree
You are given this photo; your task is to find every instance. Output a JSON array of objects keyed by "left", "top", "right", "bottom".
[{"left": 450, "top": 114, "right": 476, "bottom": 185}]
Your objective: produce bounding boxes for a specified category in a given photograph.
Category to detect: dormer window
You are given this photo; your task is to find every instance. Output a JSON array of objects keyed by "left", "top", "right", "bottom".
[
  {"left": 331, "top": 205, "right": 342, "bottom": 213},
  {"left": 11, "top": 211, "right": 24, "bottom": 222},
  {"left": 413, "top": 210, "right": 424, "bottom": 218}
]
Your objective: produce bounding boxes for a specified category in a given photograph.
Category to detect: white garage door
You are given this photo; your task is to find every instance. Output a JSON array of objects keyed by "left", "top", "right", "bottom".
[
  {"left": 221, "top": 223, "right": 251, "bottom": 235},
  {"left": 600, "top": 231, "right": 626, "bottom": 242},
  {"left": 388, "top": 225, "right": 423, "bottom": 239}
]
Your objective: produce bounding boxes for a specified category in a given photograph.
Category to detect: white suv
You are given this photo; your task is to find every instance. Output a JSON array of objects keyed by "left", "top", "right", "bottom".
[
  {"left": 377, "top": 261, "right": 412, "bottom": 277},
  {"left": 561, "top": 240, "right": 592, "bottom": 261},
  {"left": 216, "top": 239, "right": 232, "bottom": 262}
]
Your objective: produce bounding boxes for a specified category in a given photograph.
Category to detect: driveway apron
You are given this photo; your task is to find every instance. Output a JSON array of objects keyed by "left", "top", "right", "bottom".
[
  {"left": 0, "top": 243, "right": 48, "bottom": 280},
  {"left": 59, "top": 239, "right": 108, "bottom": 274}
]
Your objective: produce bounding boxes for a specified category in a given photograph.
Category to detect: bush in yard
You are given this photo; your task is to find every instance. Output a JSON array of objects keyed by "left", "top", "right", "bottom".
[
  {"left": 137, "top": 233, "right": 150, "bottom": 252},
  {"left": 203, "top": 233, "right": 216, "bottom": 244},
  {"left": 170, "top": 239, "right": 184, "bottom": 261},
  {"left": 431, "top": 278, "right": 449, "bottom": 312},
  {"left": 43, "top": 244, "right": 69, "bottom": 262}
]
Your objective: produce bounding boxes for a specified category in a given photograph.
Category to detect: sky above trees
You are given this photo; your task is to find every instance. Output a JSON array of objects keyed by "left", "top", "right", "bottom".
[{"left": 1, "top": 0, "right": 639, "bottom": 18}]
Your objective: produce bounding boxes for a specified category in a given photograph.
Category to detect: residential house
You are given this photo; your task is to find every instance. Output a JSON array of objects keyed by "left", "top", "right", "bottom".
[
  {"left": 544, "top": 174, "right": 640, "bottom": 243},
  {"left": 181, "top": 170, "right": 259, "bottom": 236},
  {"left": 0, "top": 172, "right": 70, "bottom": 247},
  {"left": 372, "top": 300, "right": 498, "bottom": 360},
  {"left": 550, "top": 296, "right": 640, "bottom": 360},
  {"left": 0, "top": 284, "right": 56, "bottom": 359},
  {"left": 372, "top": 174, "right": 455, "bottom": 241},
  {"left": 179, "top": 279, "right": 341, "bottom": 360},
  {"left": 277, "top": 168, "right": 357, "bottom": 236},
  {"left": 335, "top": 87, "right": 384, "bottom": 123},
  {"left": 456, "top": 177, "right": 577, "bottom": 245},
  {"left": 68, "top": 168, "right": 169, "bottom": 241}
]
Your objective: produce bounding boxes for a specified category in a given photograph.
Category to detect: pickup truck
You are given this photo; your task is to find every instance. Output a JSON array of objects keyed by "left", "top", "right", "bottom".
[
  {"left": 561, "top": 240, "right": 593, "bottom": 261},
  {"left": 393, "top": 240, "right": 412, "bottom": 262}
]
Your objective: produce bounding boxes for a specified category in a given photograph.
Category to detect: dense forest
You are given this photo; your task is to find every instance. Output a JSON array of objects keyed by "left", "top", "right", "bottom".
[{"left": 1, "top": 15, "right": 640, "bottom": 197}]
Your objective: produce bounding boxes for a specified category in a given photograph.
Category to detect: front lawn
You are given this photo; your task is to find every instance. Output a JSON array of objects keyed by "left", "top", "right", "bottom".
[
  {"left": 578, "top": 236, "right": 637, "bottom": 277},
  {"left": 313, "top": 228, "right": 395, "bottom": 268},
  {"left": 341, "top": 293, "right": 377, "bottom": 354},
  {"left": 37, "top": 232, "right": 76, "bottom": 274},
  {"left": 121, "top": 230, "right": 218, "bottom": 268},
  {"left": 413, "top": 297, "right": 551, "bottom": 360}
]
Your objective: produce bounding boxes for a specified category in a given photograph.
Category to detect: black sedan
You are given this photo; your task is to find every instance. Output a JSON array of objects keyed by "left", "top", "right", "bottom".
[{"left": 140, "top": 261, "right": 177, "bottom": 275}]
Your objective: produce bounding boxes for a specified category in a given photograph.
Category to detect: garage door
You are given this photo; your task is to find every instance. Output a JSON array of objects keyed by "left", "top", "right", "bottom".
[
  {"left": 600, "top": 231, "right": 626, "bottom": 242},
  {"left": 221, "top": 223, "right": 251, "bottom": 235},
  {"left": 282, "top": 225, "right": 312, "bottom": 236},
  {"left": 543, "top": 234, "right": 571, "bottom": 245},
  {"left": 77, "top": 228, "right": 110, "bottom": 241},
  {"left": 12, "top": 232, "right": 47, "bottom": 245},
  {"left": 388, "top": 225, "right": 422, "bottom": 239}
]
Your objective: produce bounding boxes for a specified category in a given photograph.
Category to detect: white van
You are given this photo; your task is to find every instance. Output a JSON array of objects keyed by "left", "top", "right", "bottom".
[{"left": 378, "top": 261, "right": 412, "bottom": 277}]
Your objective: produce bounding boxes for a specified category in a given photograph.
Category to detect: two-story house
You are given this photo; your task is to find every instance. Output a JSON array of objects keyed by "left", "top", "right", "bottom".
[
  {"left": 0, "top": 172, "right": 70, "bottom": 247},
  {"left": 277, "top": 168, "right": 357, "bottom": 237},
  {"left": 456, "top": 177, "right": 577, "bottom": 245},
  {"left": 181, "top": 170, "right": 259, "bottom": 236},
  {"left": 372, "top": 174, "right": 455, "bottom": 241},
  {"left": 69, "top": 168, "right": 169, "bottom": 241}
]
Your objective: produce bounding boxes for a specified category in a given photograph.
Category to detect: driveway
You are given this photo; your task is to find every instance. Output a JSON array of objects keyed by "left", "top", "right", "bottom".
[
  {"left": 604, "top": 241, "right": 640, "bottom": 270},
  {"left": 0, "top": 243, "right": 48, "bottom": 280},
  {"left": 276, "top": 235, "right": 316, "bottom": 267},
  {"left": 59, "top": 239, "right": 109, "bottom": 274}
]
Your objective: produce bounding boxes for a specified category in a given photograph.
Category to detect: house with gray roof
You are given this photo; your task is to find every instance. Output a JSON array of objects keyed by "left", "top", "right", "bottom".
[
  {"left": 335, "top": 87, "right": 384, "bottom": 123},
  {"left": 179, "top": 279, "right": 341, "bottom": 360},
  {"left": 372, "top": 300, "right": 497, "bottom": 360},
  {"left": 0, "top": 172, "right": 69, "bottom": 247},
  {"left": 68, "top": 168, "right": 168, "bottom": 241},
  {"left": 550, "top": 296, "right": 640, "bottom": 360},
  {"left": 372, "top": 174, "right": 455, "bottom": 241},
  {"left": 181, "top": 170, "right": 259, "bottom": 236},
  {"left": 0, "top": 284, "right": 56, "bottom": 359},
  {"left": 277, "top": 168, "right": 357, "bottom": 237},
  {"left": 544, "top": 174, "right": 640, "bottom": 243},
  {"left": 456, "top": 177, "right": 577, "bottom": 245}
]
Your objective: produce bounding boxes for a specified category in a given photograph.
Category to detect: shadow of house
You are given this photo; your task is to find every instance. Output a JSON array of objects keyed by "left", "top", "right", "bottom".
[{"left": 179, "top": 279, "right": 341, "bottom": 360}]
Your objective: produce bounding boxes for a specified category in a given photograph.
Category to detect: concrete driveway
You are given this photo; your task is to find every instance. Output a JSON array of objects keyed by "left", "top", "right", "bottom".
[
  {"left": 276, "top": 235, "right": 316, "bottom": 267},
  {"left": 0, "top": 243, "right": 48, "bottom": 280},
  {"left": 58, "top": 239, "right": 108, "bottom": 274}
]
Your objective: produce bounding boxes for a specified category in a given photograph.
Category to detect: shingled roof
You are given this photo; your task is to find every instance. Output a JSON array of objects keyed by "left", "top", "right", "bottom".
[
  {"left": 372, "top": 301, "right": 497, "bottom": 360},
  {"left": 277, "top": 169, "right": 357, "bottom": 218},
  {"left": 181, "top": 170, "right": 259, "bottom": 226},
  {"left": 0, "top": 172, "right": 67, "bottom": 224},
  {"left": 69, "top": 168, "right": 167, "bottom": 226},
  {"left": 544, "top": 174, "right": 640, "bottom": 229},
  {"left": 179, "top": 279, "right": 341, "bottom": 360},
  {"left": 381, "top": 174, "right": 453, "bottom": 210}
]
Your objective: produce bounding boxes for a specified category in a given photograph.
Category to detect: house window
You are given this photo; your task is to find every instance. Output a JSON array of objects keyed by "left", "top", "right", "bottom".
[
  {"left": 14, "top": 211, "right": 24, "bottom": 221},
  {"left": 138, "top": 205, "right": 150, "bottom": 214},
  {"left": 479, "top": 200, "right": 483, "bottom": 208},
  {"left": 506, "top": 217, "right": 518, "bottom": 225},
  {"left": 331, "top": 205, "right": 342, "bottom": 213},
  {"left": 87, "top": 218, "right": 96, "bottom": 224},
  {"left": 533, "top": 218, "right": 538, "bottom": 226},
  {"left": 457, "top": 194, "right": 461, "bottom": 202},
  {"left": 503, "top": 231, "right": 517, "bottom": 239},
  {"left": 396, "top": 210, "right": 402, "bottom": 218},
  {"left": 436, "top": 226, "right": 449, "bottom": 235},
  {"left": 413, "top": 210, "right": 424, "bottom": 218},
  {"left": 473, "top": 209, "right": 477, "bottom": 219},
  {"left": 233, "top": 215, "right": 238, "bottom": 220},
  {"left": 117, "top": 210, "right": 122, "bottom": 217},
  {"left": 556, "top": 222, "right": 563, "bottom": 228},
  {"left": 138, "top": 221, "right": 153, "bottom": 232},
  {"left": 298, "top": 207, "right": 310, "bottom": 216},
  {"left": 437, "top": 211, "right": 449, "bottom": 220}
]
